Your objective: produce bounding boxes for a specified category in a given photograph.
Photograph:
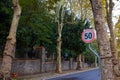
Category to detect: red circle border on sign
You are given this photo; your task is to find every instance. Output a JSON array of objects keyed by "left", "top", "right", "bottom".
[{"left": 81, "top": 29, "right": 95, "bottom": 43}]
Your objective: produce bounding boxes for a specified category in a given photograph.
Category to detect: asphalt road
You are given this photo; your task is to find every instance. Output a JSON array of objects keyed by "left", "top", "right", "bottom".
[{"left": 47, "top": 69, "right": 100, "bottom": 80}]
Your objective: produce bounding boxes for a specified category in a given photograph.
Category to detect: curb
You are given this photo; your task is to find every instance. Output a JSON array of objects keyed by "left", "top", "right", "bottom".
[
  {"left": 44, "top": 68, "right": 99, "bottom": 80},
  {"left": 20, "top": 67, "right": 99, "bottom": 80}
]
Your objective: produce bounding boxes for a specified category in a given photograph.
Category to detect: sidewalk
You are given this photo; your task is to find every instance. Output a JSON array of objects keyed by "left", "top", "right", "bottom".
[{"left": 17, "top": 68, "right": 98, "bottom": 80}]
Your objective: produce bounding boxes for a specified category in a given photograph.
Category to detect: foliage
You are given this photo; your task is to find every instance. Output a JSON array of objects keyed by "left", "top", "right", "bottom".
[
  {"left": 0, "top": 0, "right": 60, "bottom": 58},
  {"left": 0, "top": 0, "right": 12, "bottom": 57},
  {"left": 62, "top": 16, "right": 90, "bottom": 58},
  {"left": 62, "top": 11, "right": 97, "bottom": 63},
  {"left": 82, "top": 40, "right": 98, "bottom": 64},
  {"left": 68, "top": 0, "right": 93, "bottom": 25},
  {"left": 16, "top": 0, "right": 58, "bottom": 58},
  {"left": 115, "top": 16, "right": 120, "bottom": 58},
  {"left": 0, "top": 0, "right": 98, "bottom": 64}
]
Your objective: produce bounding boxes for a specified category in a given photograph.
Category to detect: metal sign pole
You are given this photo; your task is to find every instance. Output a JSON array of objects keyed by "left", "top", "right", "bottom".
[
  {"left": 88, "top": 43, "right": 102, "bottom": 80},
  {"left": 81, "top": 29, "right": 102, "bottom": 80}
]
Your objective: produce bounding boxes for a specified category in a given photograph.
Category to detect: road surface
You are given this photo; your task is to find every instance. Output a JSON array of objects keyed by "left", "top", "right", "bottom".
[{"left": 47, "top": 69, "right": 100, "bottom": 80}]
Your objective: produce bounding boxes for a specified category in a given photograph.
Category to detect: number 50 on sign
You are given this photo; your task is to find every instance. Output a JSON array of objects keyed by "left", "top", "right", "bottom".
[{"left": 81, "top": 29, "right": 95, "bottom": 43}]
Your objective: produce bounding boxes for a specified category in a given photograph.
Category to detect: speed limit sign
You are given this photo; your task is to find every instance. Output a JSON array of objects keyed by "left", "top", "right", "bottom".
[{"left": 81, "top": 29, "right": 95, "bottom": 43}]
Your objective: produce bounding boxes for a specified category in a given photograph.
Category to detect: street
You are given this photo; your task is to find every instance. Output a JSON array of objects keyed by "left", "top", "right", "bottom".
[{"left": 47, "top": 69, "right": 100, "bottom": 80}]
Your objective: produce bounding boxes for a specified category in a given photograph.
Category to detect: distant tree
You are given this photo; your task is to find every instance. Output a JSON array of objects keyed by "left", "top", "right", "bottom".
[
  {"left": 68, "top": 0, "right": 93, "bottom": 25},
  {"left": 83, "top": 40, "right": 98, "bottom": 65},
  {"left": 16, "top": 0, "right": 57, "bottom": 58},
  {"left": 62, "top": 19, "right": 89, "bottom": 70},
  {"left": 55, "top": 0, "right": 66, "bottom": 73}
]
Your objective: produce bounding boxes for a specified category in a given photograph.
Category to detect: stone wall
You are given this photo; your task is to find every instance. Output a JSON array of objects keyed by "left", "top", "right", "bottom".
[
  {"left": 0, "top": 59, "right": 91, "bottom": 75},
  {"left": 12, "top": 59, "right": 40, "bottom": 75}
]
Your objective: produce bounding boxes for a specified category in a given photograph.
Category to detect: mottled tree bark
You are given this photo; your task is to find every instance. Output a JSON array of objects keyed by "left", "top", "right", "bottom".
[
  {"left": 95, "top": 56, "right": 98, "bottom": 67},
  {"left": 90, "top": 0, "right": 115, "bottom": 80},
  {"left": 76, "top": 54, "right": 82, "bottom": 70},
  {"left": 105, "top": 0, "right": 120, "bottom": 77},
  {"left": 0, "top": 0, "right": 21, "bottom": 79},
  {"left": 55, "top": 1, "right": 65, "bottom": 73},
  {"left": 106, "top": 0, "right": 117, "bottom": 59},
  {"left": 56, "top": 23, "right": 63, "bottom": 73}
]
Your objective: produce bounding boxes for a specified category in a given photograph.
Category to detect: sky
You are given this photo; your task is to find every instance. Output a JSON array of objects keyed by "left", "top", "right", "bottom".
[{"left": 113, "top": 0, "right": 120, "bottom": 25}]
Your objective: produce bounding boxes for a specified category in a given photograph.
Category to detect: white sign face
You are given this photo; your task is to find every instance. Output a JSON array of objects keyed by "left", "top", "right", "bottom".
[{"left": 81, "top": 29, "right": 95, "bottom": 43}]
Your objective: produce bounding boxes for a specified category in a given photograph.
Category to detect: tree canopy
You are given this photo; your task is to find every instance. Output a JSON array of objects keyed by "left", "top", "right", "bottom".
[{"left": 0, "top": 0, "right": 97, "bottom": 62}]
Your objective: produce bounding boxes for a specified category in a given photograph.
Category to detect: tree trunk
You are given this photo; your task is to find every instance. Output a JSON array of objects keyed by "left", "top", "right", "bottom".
[
  {"left": 0, "top": 0, "right": 21, "bottom": 79},
  {"left": 56, "top": 24, "right": 62, "bottom": 73},
  {"left": 105, "top": 0, "right": 120, "bottom": 77},
  {"left": 76, "top": 54, "right": 82, "bottom": 70},
  {"left": 90, "top": 0, "right": 115, "bottom": 80},
  {"left": 106, "top": 0, "right": 117, "bottom": 61},
  {"left": 82, "top": 55, "right": 85, "bottom": 69},
  {"left": 55, "top": 1, "right": 65, "bottom": 73},
  {"left": 69, "top": 57, "right": 73, "bottom": 70},
  {"left": 95, "top": 56, "right": 98, "bottom": 67}
]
